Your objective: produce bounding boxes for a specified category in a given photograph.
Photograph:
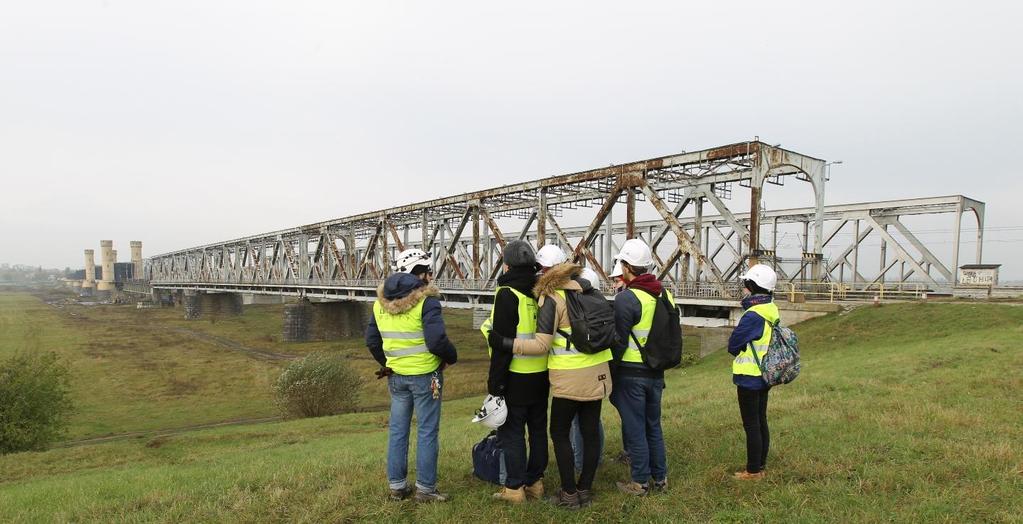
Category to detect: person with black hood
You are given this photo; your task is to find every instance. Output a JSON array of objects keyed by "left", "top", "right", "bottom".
[
  {"left": 482, "top": 240, "right": 548, "bottom": 504},
  {"left": 495, "top": 261, "right": 613, "bottom": 509},
  {"left": 366, "top": 248, "right": 457, "bottom": 503}
]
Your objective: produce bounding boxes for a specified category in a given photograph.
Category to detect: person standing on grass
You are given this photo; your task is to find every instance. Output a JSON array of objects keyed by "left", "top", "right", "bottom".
[
  {"left": 728, "top": 263, "right": 779, "bottom": 481},
  {"left": 366, "top": 248, "right": 458, "bottom": 503},
  {"left": 494, "top": 260, "right": 613, "bottom": 509},
  {"left": 482, "top": 240, "right": 548, "bottom": 504},
  {"left": 609, "top": 239, "right": 670, "bottom": 496}
]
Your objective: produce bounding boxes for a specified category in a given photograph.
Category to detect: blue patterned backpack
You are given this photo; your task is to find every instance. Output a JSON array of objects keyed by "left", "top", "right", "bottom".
[{"left": 750, "top": 320, "right": 800, "bottom": 386}]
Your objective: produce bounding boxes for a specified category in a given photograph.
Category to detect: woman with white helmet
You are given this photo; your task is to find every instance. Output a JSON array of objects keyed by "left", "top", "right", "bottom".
[{"left": 728, "top": 263, "right": 780, "bottom": 481}]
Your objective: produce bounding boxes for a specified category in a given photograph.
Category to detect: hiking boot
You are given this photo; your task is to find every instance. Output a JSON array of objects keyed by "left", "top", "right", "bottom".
[
  {"left": 414, "top": 489, "right": 451, "bottom": 503},
  {"left": 492, "top": 486, "right": 525, "bottom": 504},
  {"left": 616, "top": 480, "right": 649, "bottom": 497},
  {"left": 651, "top": 478, "right": 668, "bottom": 493},
  {"left": 524, "top": 480, "right": 545, "bottom": 500},
  {"left": 732, "top": 470, "right": 765, "bottom": 481},
  {"left": 577, "top": 489, "right": 593, "bottom": 507},
  {"left": 389, "top": 486, "right": 413, "bottom": 501},
  {"left": 548, "top": 489, "right": 581, "bottom": 510}
]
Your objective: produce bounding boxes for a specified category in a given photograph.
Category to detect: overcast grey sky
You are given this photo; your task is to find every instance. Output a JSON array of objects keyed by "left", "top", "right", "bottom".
[{"left": 1, "top": 1, "right": 1021, "bottom": 277}]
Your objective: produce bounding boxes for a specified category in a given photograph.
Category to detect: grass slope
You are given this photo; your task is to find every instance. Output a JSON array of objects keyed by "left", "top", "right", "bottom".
[
  {"left": 2, "top": 302, "right": 1022, "bottom": 522},
  {"left": 0, "top": 293, "right": 282, "bottom": 438}
]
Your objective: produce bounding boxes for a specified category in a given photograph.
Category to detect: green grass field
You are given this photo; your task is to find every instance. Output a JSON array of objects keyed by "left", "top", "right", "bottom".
[{"left": 1, "top": 293, "right": 1021, "bottom": 522}]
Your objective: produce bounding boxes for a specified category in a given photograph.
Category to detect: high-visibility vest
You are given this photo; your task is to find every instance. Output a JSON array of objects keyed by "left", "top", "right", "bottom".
[
  {"left": 373, "top": 297, "right": 441, "bottom": 375},
  {"left": 732, "top": 302, "right": 780, "bottom": 377},
  {"left": 547, "top": 289, "right": 612, "bottom": 370},
  {"left": 480, "top": 286, "right": 547, "bottom": 374},
  {"left": 622, "top": 287, "right": 675, "bottom": 364}
]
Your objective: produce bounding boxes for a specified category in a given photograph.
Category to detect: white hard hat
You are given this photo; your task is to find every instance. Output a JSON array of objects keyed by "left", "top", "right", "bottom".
[
  {"left": 393, "top": 248, "right": 432, "bottom": 273},
  {"left": 579, "top": 267, "right": 601, "bottom": 290},
  {"left": 610, "top": 239, "right": 654, "bottom": 277},
  {"left": 739, "top": 263, "right": 778, "bottom": 292},
  {"left": 535, "top": 245, "right": 568, "bottom": 268},
  {"left": 471, "top": 394, "right": 507, "bottom": 429}
]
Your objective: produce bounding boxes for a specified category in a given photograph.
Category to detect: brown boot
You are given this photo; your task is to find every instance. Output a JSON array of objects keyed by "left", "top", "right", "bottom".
[
  {"left": 577, "top": 489, "right": 593, "bottom": 507},
  {"left": 523, "top": 480, "right": 544, "bottom": 500},
  {"left": 732, "top": 470, "right": 765, "bottom": 481},
  {"left": 547, "top": 489, "right": 580, "bottom": 510},
  {"left": 492, "top": 486, "right": 526, "bottom": 504}
]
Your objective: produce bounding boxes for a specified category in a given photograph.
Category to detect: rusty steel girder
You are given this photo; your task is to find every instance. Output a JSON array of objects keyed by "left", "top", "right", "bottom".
[{"left": 148, "top": 140, "right": 833, "bottom": 298}]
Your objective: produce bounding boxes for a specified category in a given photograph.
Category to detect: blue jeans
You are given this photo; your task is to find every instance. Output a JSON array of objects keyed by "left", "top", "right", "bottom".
[
  {"left": 387, "top": 371, "right": 442, "bottom": 492},
  {"left": 610, "top": 375, "right": 667, "bottom": 484},
  {"left": 571, "top": 414, "right": 604, "bottom": 472}
]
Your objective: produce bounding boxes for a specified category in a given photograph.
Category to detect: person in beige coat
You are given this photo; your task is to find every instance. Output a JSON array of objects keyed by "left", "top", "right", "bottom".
[{"left": 493, "top": 262, "right": 612, "bottom": 509}]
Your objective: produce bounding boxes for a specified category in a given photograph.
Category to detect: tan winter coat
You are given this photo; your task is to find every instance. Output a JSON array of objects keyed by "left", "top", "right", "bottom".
[{"left": 513, "top": 263, "right": 611, "bottom": 401}]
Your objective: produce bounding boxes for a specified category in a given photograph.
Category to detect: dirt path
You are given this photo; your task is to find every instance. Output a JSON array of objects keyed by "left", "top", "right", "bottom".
[
  {"left": 165, "top": 327, "right": 300, "bottom": 361},
  {"left": 57, "top": 416, "right": 283, "bottom": 448}
]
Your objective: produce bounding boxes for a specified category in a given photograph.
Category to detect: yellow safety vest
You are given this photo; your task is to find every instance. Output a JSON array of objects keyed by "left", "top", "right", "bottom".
[
  {"left": 732, "top": 302, "right": 780, "bottom": 377},
  {"left": 480, "top": 286, "right": 547, "bottom": 374},
  {"left": 547, "top": 289, "right": 612, "bottom": 370},
  {"left": 373, "top": 297, "right": 441, "bottom": 375},
  {"left": 623, "top": 288, "right": 675, "bottom": 364}
]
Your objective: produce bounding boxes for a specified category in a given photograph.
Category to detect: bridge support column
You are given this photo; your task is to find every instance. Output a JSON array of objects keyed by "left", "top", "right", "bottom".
[
  {"left": 183, "top": 291, "right": 203, "bottom": 320},
  {"left": 203, "top": 293, "right": 243, "bottom": 317},
  {"left": 472, "top": 307, "right": 489, "bottom": 330},
  {"left": 283, "top": 299, "right": 312, "bottom": 342},
  {"left": 310, "top": 301, "right": 368, "bottom": 340}
]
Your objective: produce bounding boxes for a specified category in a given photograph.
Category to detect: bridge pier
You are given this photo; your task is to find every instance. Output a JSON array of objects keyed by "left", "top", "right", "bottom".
[
  {"left": 281, "top": 299, "right": 368, "bottom": 342},
  {"left": 182, "top": 292, "right": 243, "bottom": 320},
  {"left": 183, "top": 291, "right": 203, "bottom": 319},
  {"left": 282, "top": 299, "right": 312, "bottom": 342}
]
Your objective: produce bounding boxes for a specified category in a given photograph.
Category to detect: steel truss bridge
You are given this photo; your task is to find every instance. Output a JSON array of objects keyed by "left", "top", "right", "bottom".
[{"left": 144, "top": 141, "right": 985, "bottom": 307}]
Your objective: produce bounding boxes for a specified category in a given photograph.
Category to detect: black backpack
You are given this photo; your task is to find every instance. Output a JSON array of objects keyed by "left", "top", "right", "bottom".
[
  {"left": 629, "top": 290, "right": 683, "bottom": 370},
  {"left": 557, "top": 287, "right": 618, "bottom": 354}
]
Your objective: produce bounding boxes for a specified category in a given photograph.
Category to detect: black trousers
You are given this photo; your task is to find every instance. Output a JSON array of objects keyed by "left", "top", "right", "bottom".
[
  {"left": 498, "top": 401, "right": 548, "bottom": 489},
  {"left": 550, "top": 397, "right": 602, "bottom": 493},
  {"left": 737, "top": 386, "right": 770, "bottom": 473}
]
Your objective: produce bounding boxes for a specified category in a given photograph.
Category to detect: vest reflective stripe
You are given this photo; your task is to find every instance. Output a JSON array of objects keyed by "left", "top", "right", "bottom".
[
  {"left": 386, "top": 344, "right": 430, "bottom": 357},
  {"left": 732, "top": 302, "right": 780, "bottom": 377},
  {"left": 379, "top": 331, "right": 425, "bottom": 340},
  {"left": 622, "top": 288, "right": 674, "bottom": 363},
  {"left": 546, "top": 290, "right": 612, "bottom": 370},
  {"left": 481, "top": 286, "right": 547, "bottom": 374},
  {"left": 626, "top": 329, "right": 651, "bottom": 349},
  {"left": 374, "top": 297, "right": 441, "bottom": 375}
]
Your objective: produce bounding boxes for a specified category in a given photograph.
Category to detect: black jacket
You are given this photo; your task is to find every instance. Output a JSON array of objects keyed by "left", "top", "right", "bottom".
[{"left": 487, "top": 266, "right": 548, "bottom": 405}]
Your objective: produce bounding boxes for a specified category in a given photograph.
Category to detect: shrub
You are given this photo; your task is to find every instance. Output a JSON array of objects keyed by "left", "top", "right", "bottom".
[
  {"left": 273, "top": 352, "right": 363, "bottom": 419},
  {"left": 0, "top": 352, "right": 75, "bottom": 454}
]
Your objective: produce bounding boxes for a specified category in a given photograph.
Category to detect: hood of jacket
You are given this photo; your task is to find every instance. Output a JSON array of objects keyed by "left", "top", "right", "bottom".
[
  {"left": 497, "top": 265, "right": 538, "bottom": 298},
  {"left": 533, "top": 262, "right": 586, "bottom": 298},
  {"left": 626, "top": 273, "right": 663, "bottom": 296},
  {"left": 376, "top": 273, "right": 440, "bottom": 315}
]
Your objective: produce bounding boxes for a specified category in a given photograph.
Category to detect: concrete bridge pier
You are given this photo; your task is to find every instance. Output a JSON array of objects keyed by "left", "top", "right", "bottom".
[
  {"left": 183, "top": 291, "right": 203, "bottom": 319},
  {"left": 281, "top": 299, "right": 368, "bottom": 342},
  {"left": 282, "top": 299, "right": 312, "bottom": 342},
  {"left": 312, "top": 301, "right": 368, "bottom": 340},
  {"left": 184, "top": 292, "right": 244, "bottom": 320}
]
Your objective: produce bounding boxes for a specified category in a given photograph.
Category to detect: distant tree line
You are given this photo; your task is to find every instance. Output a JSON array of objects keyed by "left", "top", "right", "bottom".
[{"left": 0, "top": 263, "right": 68, "bottom": 283}]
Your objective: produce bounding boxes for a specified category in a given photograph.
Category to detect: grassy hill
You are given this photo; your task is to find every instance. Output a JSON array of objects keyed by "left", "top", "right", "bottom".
[{"left": 1, "top": 299, "right": 1021, "bottom": 522}]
